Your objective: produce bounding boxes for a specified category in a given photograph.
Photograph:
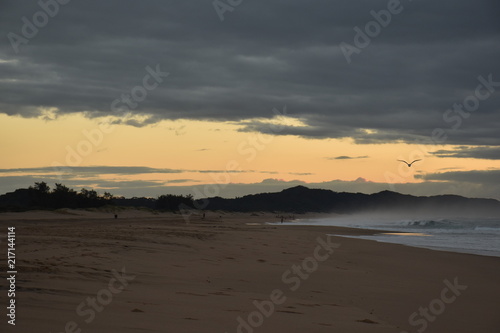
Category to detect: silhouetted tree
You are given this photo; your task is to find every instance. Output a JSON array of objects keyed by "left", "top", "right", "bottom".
[
  {"left": 51, "top": 183, "right": 78, "bottom": 208},
  {"left": 156, "top": 194, "right": 194, "bottom": 211},
  {"left": 27, "top": 181, "right": 51, "bottom": 207},
  {"left": 103, "top": 192, "right": 114, "bottom": 200},
  {"left": 77, "top": 188, "right": 105, "bottom": 208},
  {"left": 80, "top": 188, "right": 98, "bottom": 200},
  {"left": 33, "top": 182, "right": 50, "bottom": 194}
]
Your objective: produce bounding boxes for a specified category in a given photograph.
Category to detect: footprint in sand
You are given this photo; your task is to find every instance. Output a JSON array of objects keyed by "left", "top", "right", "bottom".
[
  {"left": 277, "top": 310, "right": 303, "bottom": 314},
  {"left": 357, "top": 319, "right": 379, "bottom": 324},
  {"left": 176, "top": 291, "right": 206, "bottom": 297},
  {"left": 209, "top": 291, "right": 232, "bottom": 296},
  {"left": 297, "top": 303, "right": 321, "bottom": 307}
]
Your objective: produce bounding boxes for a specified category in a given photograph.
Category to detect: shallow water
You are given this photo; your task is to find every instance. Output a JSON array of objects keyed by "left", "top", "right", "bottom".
[{"left": 274, "top": 215, "right": 500, "bottom": 257}]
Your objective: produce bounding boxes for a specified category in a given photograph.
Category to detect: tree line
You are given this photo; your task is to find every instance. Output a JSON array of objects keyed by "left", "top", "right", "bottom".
[{"left": 0, "top": 182, "right": 195, "bottom": 212}]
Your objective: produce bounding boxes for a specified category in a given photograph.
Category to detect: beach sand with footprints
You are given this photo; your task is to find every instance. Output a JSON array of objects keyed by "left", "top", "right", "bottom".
[{"left": 1, "top": 210, "right": 499, "bottom": 332}]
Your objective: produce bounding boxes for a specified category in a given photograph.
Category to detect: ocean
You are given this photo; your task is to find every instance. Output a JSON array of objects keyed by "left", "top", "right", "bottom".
[{"left": 276, "top": 215, "right": 500, "bottom": 257}]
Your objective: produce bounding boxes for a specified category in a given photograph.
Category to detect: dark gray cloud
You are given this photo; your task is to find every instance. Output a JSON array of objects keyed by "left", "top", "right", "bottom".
[
  {"left": 165, "top": 179, "right": 199, "bottom": 184},
  {"left": 418, "top": 169, "right": 500, "bottom": 184},
  {"left": 0, "top": 166, "right": 184, "bottom": 175},
  {"left": 0, "top": 166, "right": 278, "bottom": 176},
  {"left": 327, "top": 155, "right": 369, "bottom": 160},
  {"left": 431, "top": 146, "right": 500, "bottom": 160},
  {"left": 1, "top": 0, "right": 499, "bottom": 146}
]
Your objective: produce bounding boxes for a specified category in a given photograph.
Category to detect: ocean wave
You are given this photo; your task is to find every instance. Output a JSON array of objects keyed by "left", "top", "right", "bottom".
[
  {"left": 397, "top": 219, "right": 463, "bottom": 229},
  {"left": 473, "top": 226, "right": 500, "bottom": 232}
]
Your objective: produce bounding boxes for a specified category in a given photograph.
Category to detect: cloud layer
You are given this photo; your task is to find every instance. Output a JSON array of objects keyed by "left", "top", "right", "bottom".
[
  {"left": 1, "top": 0, "right": 499, "bottom": 145},
  {"left": 431, "top": 146, "right": 500, "bottom": 160}
]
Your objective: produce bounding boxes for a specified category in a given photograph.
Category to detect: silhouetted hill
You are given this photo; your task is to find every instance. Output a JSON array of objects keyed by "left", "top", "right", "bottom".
[{"left": 198, "top": 186, "right": 500, "bottom": 215}]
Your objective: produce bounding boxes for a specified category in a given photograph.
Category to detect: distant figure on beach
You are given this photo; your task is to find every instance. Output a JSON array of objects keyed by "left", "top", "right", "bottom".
[
  {"left": 398, "top": 159, "right": 422, "bottom": 167},
  {"left": 202, "top": 212, "right": 205, "bottom": 219},
  {"left": 114, "top": 214, "right": 118, "bottom": 219},
  {"left": 281, "top": 216, "right": 284, "bottom": 223}
]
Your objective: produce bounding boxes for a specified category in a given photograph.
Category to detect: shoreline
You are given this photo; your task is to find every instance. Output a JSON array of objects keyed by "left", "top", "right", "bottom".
[
  {"left": 1, "top": 210, "right": 499, "bottom": 332},
  {"left": 269, "top": 216, "right": 500, "bottom": 259}
]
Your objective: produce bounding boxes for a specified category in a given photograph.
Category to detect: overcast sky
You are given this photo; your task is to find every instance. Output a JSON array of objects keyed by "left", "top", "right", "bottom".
[{"left": 1, "top": 0, "right": 499, "bottom": 199}]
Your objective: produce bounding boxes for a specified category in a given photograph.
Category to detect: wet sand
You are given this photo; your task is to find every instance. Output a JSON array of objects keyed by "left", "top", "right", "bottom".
[{"left": 0, "top": 210, "right": 499, "bottom": 332}]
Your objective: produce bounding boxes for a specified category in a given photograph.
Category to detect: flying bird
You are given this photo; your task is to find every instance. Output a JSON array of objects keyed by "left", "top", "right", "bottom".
[{"left": 398, "top": 159, "right": 422, "bottom": 167}]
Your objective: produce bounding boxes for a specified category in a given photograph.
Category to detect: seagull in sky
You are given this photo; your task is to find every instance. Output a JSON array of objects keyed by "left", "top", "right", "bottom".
[{"left": 398, "top": 159, "right": 422, "bottom": 167}]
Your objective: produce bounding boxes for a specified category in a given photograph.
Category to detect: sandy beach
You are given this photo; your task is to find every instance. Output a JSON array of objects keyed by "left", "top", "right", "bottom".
[{"left": 1, "top": 210, "right": 499, "bottom": 333}]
